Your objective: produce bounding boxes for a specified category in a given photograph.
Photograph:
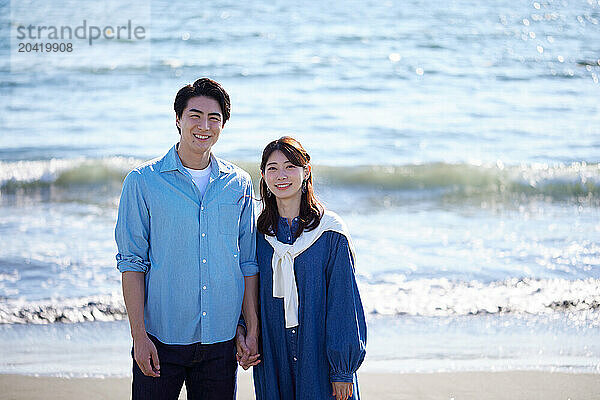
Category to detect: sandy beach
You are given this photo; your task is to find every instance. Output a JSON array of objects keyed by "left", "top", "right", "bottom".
[{"left": 1, "top": 370, "right": 599, "bottom": 400}]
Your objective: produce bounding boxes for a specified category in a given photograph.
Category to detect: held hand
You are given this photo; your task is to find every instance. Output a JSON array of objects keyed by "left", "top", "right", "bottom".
[
  {"left": 245, "top": 332, "right": 259, "bottom": 358},
  {"left": 235, "top": 325, "right": 261, "bottom": 370},
  {"left": 133, "top": 333, "right": 160, "bottom": 377},
  {"left": 235, "top": 325, "right": 250, "bottom": 366},
  {"left": 243, "top": 333, "right": 261, "bottom": 369},
  {"left": 332, "top": 382, "right": 353, "bottom": 400}
]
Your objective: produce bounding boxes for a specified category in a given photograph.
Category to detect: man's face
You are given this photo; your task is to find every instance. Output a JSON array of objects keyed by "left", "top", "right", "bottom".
[{"left": 176, "top": 96, "right": 223, "bottom": 158}]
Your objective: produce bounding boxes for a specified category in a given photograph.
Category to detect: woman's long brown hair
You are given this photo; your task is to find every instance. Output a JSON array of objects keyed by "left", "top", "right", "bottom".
[{"left": 257, "top": 136, "right": 324, "bottom": 238}]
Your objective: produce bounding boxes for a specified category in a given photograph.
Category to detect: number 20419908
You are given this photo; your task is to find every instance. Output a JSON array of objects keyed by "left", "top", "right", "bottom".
[{"left": 18, "top": 42, "right": 73, "bottom": 52}]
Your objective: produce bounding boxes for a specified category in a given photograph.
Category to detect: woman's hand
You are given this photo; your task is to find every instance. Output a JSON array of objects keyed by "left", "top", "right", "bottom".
[{"left": 331, "top": 382, "right": 353, "bottom": 400}]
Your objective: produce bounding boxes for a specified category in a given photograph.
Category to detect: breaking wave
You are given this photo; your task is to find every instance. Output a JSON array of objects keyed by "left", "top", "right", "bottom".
[
  {"left": 2, "top": 278, "right": 599, "bottom": 324},
  {"left": 0, "top": 294, "right": 127, "bottom": 325},
  {"left": 359, "top": 276, "right": 600, "bottom": 317},
  {"left": 1, "top": 158, "right": 598, "bottom": 200}
]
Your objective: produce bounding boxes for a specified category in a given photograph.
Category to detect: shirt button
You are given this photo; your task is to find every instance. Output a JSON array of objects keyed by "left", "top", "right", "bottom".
[
  {"left": 292, "top": 330, "right": 295, "bottom": 334},
  {"left": 203, "top": 285, "right": 207, "bottom": 290},
  {"left": 288, "top": 236, "right": 291, "bottom": 240},
  {"left": 201, "top": 233, "right": 206, "bottom": 237},
  {"left": 233, "top": 254, "right": 237, "bottom": 258},
  {"left": 202, "top": 312, "right": 207, "bottom": 316},
  {"left": 293, "top": 357, "right": 297, "bottom": 361},
  {"left": 201, "top": 206, "right": 204, "bottom": 211},
  {"left": 202, "top": 259, "right": 207, "bottom": 263}
]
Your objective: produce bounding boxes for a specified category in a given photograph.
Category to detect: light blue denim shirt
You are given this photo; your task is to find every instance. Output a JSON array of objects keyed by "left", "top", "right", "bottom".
[{"left": 115, "top": 144, "right": 258, "bottom": 345}]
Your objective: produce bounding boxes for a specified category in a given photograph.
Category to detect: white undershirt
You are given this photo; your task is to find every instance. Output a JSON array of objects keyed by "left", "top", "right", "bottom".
[{"left": 184, "top": 162, "right": 211, "bottom": 199}]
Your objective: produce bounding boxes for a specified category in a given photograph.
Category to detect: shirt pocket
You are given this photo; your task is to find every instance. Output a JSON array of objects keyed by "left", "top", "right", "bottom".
[{"left": 218, "top": 203, "right": 241, "bottom": 235}]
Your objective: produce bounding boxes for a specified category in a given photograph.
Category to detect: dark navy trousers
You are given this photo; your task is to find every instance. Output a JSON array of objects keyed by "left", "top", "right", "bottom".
[{"left": 132, "top": 334, "right": 237, "bottom": 400}]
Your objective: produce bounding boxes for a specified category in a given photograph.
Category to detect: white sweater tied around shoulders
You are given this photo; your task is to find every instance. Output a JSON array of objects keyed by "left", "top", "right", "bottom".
[{"left": 264, "top": 210, "right": 356, "bottom": 328}]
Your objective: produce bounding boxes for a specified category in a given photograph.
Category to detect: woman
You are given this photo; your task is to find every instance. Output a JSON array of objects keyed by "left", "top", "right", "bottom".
[{"left": 252, "top": 136, "right": 367, "bottom": 400}]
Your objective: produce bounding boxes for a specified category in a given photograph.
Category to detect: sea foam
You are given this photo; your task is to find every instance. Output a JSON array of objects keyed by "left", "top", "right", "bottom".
[{"left": 2, "top": 277, "right": 599, "bottom": 325}]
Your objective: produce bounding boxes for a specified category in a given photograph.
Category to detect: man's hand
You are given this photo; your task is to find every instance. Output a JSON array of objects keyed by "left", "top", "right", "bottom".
[
  {"left": 133, "top": 333, "right": 160, "bottom": 377},
  {"left": 332, "top": 382, "right": 353, "bottom": 400},
  {"left": 235, "top": 325, "right": 261, "bottom": 370}
]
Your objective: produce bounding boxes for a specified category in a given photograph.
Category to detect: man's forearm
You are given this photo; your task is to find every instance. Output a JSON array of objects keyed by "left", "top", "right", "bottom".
[
  {"left": 242, "top": 274, "right": 259, "bottom": 336},
  {"left": 122, "top": 271, "right": 147, "bottom": 339}
]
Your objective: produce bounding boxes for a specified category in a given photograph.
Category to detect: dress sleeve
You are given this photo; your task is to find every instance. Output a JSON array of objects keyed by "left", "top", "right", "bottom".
[
  {"left": 325, "top": 232, "right": 367, "bottom": 383},
  {"left": 114, "top": 170, "right": 151, "bottom": 273}
]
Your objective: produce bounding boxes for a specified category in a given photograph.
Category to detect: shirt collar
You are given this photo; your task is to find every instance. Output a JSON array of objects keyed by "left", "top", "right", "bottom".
[{"left": 159, "top": 143, "right": 233, "bottom": 179}]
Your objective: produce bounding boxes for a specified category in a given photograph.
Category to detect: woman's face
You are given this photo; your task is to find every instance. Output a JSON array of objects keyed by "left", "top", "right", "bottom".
[{"left": 263, "top": 150, "right": 308, "bottom": 201}]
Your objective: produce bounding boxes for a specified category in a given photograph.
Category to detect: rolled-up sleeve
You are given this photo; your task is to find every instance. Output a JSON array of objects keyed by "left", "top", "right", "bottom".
[
  {"left": 325, "top": 233, "right": 367, "bottom": 383},
  {"left": 115, "top": 170, "right": 151, "bottom": 273},
  {"left": 238, "top": 178, "right": 258, "bottom": 277}
]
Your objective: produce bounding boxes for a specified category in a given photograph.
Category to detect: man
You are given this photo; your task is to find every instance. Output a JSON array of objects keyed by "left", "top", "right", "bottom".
[{"left": 115, "top": 78, "right": 259, "bottom": 400}]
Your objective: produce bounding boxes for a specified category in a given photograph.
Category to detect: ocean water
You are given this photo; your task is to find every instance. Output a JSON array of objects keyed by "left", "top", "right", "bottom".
[{"left": 1, "top": 0, "right": 599, "bottom": 376}]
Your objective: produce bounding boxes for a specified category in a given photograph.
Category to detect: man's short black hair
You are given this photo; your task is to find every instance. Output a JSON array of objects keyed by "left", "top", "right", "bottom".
[{"left": 174, "top": 78, "right": 231, "bottom": 133}]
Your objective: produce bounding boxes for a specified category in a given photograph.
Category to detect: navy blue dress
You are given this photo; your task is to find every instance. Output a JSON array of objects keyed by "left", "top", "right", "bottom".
[{"left": 253, "top": 217, "right": 367, "bottom": 400}]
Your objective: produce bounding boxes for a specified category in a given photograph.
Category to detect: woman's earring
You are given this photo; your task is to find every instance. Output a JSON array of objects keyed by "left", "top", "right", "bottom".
[
  {"left": 302, "top": 180, "right": 307, "bottom": 194},
  {"left": 266, "top": 187, "right": 272, "bottom": 198}
]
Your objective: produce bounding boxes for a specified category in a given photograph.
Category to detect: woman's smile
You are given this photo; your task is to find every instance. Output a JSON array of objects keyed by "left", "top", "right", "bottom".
[{"left": 274, "top": 182, "right": 292, "bottom": 190}]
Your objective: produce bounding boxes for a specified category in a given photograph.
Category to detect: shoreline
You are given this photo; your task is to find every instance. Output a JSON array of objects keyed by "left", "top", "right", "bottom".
[{"left": 1, "top": 370, "right": 599, "bottom": 400}]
